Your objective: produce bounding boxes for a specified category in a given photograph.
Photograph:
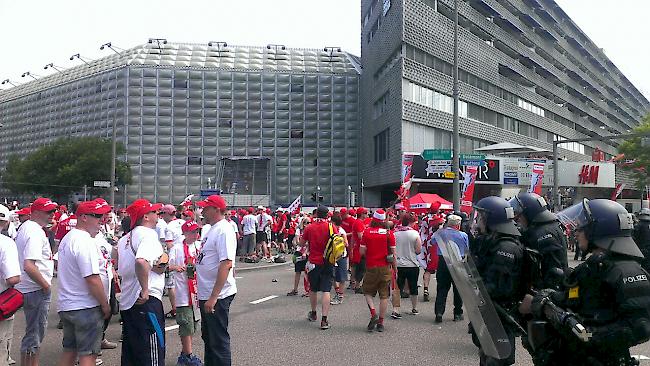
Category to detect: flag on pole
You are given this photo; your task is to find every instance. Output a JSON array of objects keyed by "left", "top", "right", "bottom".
[
  {"left": 528, "top": 162, "right": 545, "bottom": 195},
  {"left": 180, "top": 194, "right": 195, "bottom": 207},
  {"left": 288, "top": 195, "right": 302, "bottom": 214},
  {"left": 611, "top": 183, "right": 625, "bottom": 201},
  {"left": 460, "top": 165, "right": 478, "bottom": 214}
]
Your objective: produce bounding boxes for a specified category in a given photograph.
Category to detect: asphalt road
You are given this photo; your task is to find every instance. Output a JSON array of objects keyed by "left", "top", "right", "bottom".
[{"left": 9, "top": 256, "right": 650, "bottom": 365}]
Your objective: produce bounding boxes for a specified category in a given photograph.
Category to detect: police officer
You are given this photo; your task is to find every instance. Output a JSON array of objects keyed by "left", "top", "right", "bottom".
[
  {"left": 509, "top": 192, "right": 568, "bottom": 289},
  {"left": 472, "top": 196, "right": 525, "bottom": 366},
  {"left": 529, "top": 199, "right": 650, "bottom": 366},
  {"left": 633, "top": 208, "right": 650, "bottom": 271}
]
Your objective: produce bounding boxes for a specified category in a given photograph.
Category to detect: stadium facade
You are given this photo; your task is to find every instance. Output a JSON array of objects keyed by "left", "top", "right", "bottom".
[
  {"left": 360, "top": 0, "right": 649, "bottom": 206},
  {"left": 0, "top": 42, "right": 361, "bottom": 206}
]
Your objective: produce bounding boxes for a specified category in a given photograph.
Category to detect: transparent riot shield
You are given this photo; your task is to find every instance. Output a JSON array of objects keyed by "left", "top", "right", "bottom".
[{"left": 434, "top": 230, "right": 512, "bottom": 360}]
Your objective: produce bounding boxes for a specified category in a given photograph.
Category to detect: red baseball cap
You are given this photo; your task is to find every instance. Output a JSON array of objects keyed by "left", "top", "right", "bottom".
[
  {"left": 348, "top": 208, "right": 357, "bottom": 216},
  {"left": 339, "top": 208, "right": 347, "bottom": 215},
  {"left": 31, "top": 197, "right": 58, "bottom": 212},
  {"left": 76, "top": 200, "right": 112, "bottom": 216},
  {"left": 197, "top": 195, "right": 227, "bottom": 209},
  {"left": 183, "top": 210, "right": 195, "bottom": 219},
  {"left": 356, "top": 207, "right": 368, "bottom": 215},
  {"left": 247, "top": 207, "right": 255, "bottom": 213},
  {"left": 16, "top": 207, "right": 31, "bottom": 216},
  {"left": 181, "top": 220, "right": 200, "bottom": 233},
  {"left": 92, "top": 198, "right": 113, "bottom": 213},
  {"left": 126, "top": 199, "right": 162, "bottom": 229}
]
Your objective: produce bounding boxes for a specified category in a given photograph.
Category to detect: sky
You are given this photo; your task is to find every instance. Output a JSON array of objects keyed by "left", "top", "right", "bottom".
[{"left": 0, "top": 0, "right": 648, "bottom": 100}]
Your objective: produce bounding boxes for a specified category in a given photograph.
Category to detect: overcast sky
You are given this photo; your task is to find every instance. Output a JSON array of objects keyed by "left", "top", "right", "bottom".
[{"left": 0, "top": 0, "right": 648, "bottom": 101}]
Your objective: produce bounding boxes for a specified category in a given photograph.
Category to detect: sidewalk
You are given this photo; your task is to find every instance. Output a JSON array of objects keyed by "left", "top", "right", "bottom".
[{"left": 235, "top": 256, "right": 291, "bottom": 272}]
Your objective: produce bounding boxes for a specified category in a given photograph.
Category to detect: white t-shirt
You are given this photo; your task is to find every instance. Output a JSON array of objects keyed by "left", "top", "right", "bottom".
[
  {"left": 14, "top": 220, "right": 54, "bottom": 293},
  {"left": 155, "top": 219, "right": 167, "bottom": 242},
  {"left": 165, "top": 219, "right": 184, "bottom": 246},
  {"left": 228, "top": 219, "right": 239, "bottom": 234},
  {"left": 395, "top": 228, "right": 421, "bottom": 268},
  {"left": 0, "top": 234, "right": 21, "bottom": 294},
  {"left": 169, "top": 241, "right": 200, "bottom": 307},
  {"left": 256, "top": 213, "right": 272, "bottom": 232},
  {"left": 242, "top": 214, "right": 256, "bottom": 235},
  {"left": 197, "top": 219, "right": 237, "bottom": 300},
  {"left": 95, "top": 233, "right": 114, "bottom": 299},
  {"left": 338, "top": 227, "right": 348, "bottom": 257},
  {"left": 57, "top": 228, "right": 101, "bottom": 312},
  {"left": 117, "top": 226, "right": 165, "bottom": 311},
  {"left": 201, "top": 224, "right": 212, "bottom": 241}
]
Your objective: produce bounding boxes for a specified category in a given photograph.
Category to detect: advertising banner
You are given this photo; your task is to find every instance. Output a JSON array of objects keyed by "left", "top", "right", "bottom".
[
  {"left": 611, "top": 183, "right": 625, "bottom": 201},
  {"left": 528, "top": 162, "right": 545, "bottom": 195},
  {"left": 460, "top": 165, "right": 478, "bottom": 214}
]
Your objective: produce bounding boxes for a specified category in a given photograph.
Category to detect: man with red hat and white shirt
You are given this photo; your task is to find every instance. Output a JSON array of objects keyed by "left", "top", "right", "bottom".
[
  {"left": 117, "top": 199, "right": 167, "bottom": 366},
  {"left": 56, "top": 200, "right": 112, "bottom": 366},
  {"left": 161, "top": 204, "right": 184, "bottom": 319},
  {"left": 360, "top": 209, "right": 396, "bottom": 333},
  {"left": 14, "top": 197, "right": 57, "bottom": 366},
  {"left": 168, "top": 221, "right": 203, "bottom": 366},
  {"left": 195, "top": 195, "right": 237, "bottom": 366}
]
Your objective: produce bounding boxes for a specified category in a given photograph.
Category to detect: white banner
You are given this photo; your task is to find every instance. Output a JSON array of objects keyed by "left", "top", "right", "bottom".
[{"left": 287, "top": 195, "right": 301, "bottom": 213}]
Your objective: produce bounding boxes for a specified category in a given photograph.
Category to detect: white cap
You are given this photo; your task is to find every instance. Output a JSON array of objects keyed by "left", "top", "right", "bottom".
[
  {"left": 257, "top": 205, "right": 265, "bottom": 210},
  {"left": 0, "top": 205, "right": 10, "bottom": 222}
]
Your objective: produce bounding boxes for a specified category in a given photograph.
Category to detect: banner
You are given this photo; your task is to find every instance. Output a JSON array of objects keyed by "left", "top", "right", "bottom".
[
  {"left": 611, "top": 183, "right": 625, "bottom": 201},
  {"left": 528, "top": 162, "right": 545, "bottom": 195},
  {"left": 460, "top": 165, "right": 478, "bottom": 214},
  {"left": 287, "top": 195, "right": 301, "bottom": 214},
  {"left": 397, "top": 153, "right": 418, "bottom": 207}
]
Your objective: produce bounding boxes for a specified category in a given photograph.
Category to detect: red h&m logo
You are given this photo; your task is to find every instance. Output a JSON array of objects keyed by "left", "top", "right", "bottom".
[{"left": 578, "top": 165, "right": 599, "bottom": 184}]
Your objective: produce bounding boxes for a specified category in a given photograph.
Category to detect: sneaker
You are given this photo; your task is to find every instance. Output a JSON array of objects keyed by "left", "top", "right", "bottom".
[
  {"left": 453, "top": 314, "right": 464, "bottom": 322},
  {"left": 8, "top": 356, "right": 15, "bottom": 365},
  {"left": 390, "top": 311, "right": 402, "bottom": 319},
  {"left": 367, "top": 315, "right": 379, "bottom": 332},
  {"left": 95, "top": 359, "right": 103, "bottom": 366},
  {"left": 177, "top": 353, "right": 191, "bottom": 366},
  {"left": 307, "top": 311, "right": 317, "bottom": 322},
  {"left": 320, "top": 320, "right": 330, "bottom": 330},
  {"left": 435, "top": 315, "right": 443, "bottom": 323},
  {"left": 101, "top": 339, "right": 117, "bottom": 349},
  {"left": 286, "top": 290, "right": 298, "bottom": 296},
  {"left": 354, "top": 287, "right": 364, "bottom": 294},
  {"left": 411, "top": 309, "right": 419, "bottom": 315},
  {"left": 423, "top": 291, "right": 430, "bottom": 302},
  {"left": 376, "top": 323, "right": 385, "bottom": 332},
  {"left": 188, "top": 354, "right": 203, "bottom": 366},
  {"left": 400, "top": 292, "right": 409, "bottom": 299},
  {"left": 330, "top": 294, "right": 341, "bottom": 305},
  {"left": 337, "top": 294, "right": 344, "bottom": 304}
]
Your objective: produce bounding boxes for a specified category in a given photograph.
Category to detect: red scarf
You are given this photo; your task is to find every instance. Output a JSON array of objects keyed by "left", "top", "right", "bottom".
[{"left": 183, "top": 240, "right": 198, "bottom": 303}]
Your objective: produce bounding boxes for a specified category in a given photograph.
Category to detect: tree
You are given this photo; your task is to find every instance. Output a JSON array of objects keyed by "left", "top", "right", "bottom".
[
  {"left": 2, "top": 137, "right": 132, "bottom": 197},
  {"left": 619, "top": 114, "right": 650, "bottom": 190}
]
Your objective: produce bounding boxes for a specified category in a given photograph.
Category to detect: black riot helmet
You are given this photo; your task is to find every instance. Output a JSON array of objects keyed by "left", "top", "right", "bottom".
[
  {"left": 473, "top": 196, "right": 520, "bottom": 236},
  {"left": 638, "top": 208, "right": 650, "bottom": 222},
  {"left": 557, "top": 198, "right": 642, "bottom": 258},
  {"left": 508, "top": 192, "right": 556, "bottom": 224}
]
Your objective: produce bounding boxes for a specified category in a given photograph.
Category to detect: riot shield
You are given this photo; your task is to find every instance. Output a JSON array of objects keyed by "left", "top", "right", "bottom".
[{"left": 434, "top": 230, "right": 512, "bottom": 360}]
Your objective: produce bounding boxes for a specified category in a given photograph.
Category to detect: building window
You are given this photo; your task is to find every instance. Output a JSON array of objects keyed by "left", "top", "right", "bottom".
[
  {"left": 517, "top": 98, "right": 545, "bottom": 117},
  {"left": 383, "top": 0, "right": 391, "bottom": 16},
  {"left": 188, "top": 156, "right": 202, "bottom": 165},
  {"left": 173, "top": 79, "right": 188, "bottom": 89},
  {"left": 290, "top": 129, "right": 303, "bottom": 138},
  {"left": 403, "top": 80, "right": 467, "bottom": 117},
  {"left": 423, "top": 0, "right": 437, "bottom": 11},
  {"left": 373, "top": 92, "right": 390, "bottom": 119},
  {"left": 374, "top": 128, "right": 390, "bottom": 163}
]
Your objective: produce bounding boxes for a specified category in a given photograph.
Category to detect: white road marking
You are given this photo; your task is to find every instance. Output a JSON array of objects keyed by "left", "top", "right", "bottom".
[
  {"left": 235, "top": 276, "right": 243, "bottom": 279},
  {"left": 249, "top": 295, "right": 278, "bottom": 304},
  {"left": 165, "top": 324, "right": 179, "bottom": 332},
  {"left": 632, "top": 355, "right": 650, "bottom": 360}
]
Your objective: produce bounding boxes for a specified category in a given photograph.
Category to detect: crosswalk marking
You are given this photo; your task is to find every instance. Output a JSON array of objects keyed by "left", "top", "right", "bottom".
[
  {"left": 165, "top": 324, "right": 179, "bottom": 332},
  {"left": 249, "top": 295, "right": 278, "bottom": 304}
]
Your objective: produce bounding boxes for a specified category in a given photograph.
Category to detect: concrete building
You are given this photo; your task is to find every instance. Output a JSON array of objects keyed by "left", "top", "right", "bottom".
[
  {"left": 0, "top": 42, "right": 361, "bottom": 206},
  {"left": 360, "top": 0, "right": 649, "bottom": 206}
]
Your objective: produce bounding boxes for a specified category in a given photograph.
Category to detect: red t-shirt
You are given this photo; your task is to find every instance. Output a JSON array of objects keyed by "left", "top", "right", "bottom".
[
  {"left": 54, "top": 215, "right": 77, "bottom": 241},
  {"left": 350, "top": 218, "right": 366, "bottom": 263},
  {"left": 303, "top": 220, "right": 338, "bottom": 266},
  {"left": 361, "top": 226, "right": 396, "bottom": 268}
]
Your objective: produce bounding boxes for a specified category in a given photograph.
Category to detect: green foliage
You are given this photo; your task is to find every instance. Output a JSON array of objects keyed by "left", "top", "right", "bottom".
[
  {"left": 619, "top": 114, "right": 650, "bottom": 189},
  {"left": 2, "top": 137, "right": 131, "bottom": 197}
]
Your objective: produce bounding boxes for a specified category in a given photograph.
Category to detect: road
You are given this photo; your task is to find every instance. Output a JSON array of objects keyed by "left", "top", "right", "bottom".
[{"left": 9, "top": 257, "right": 650, "bottom": 365}]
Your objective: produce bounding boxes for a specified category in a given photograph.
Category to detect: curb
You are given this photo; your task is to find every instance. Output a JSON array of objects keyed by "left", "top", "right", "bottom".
[{"left": 235, "top": 261, "right": 291, "bottom": 272}]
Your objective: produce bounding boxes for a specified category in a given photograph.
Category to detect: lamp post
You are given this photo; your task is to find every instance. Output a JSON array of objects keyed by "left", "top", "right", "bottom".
[
  {"left": 451, "top": 0, "right": 461, "bottom": 211},
  {"left": 100, "top": 42, "right": 122, "bottom": 55},
  {"left": 21, "top": 72, "right": 39, "bottom": 81},
  {"left": 1, "top": 79, "right": 17, "bottom": 87},
  {"left": 44, "top": 63, "right": 66, "bottom": 74},
  {"left": 69, "top": 53, "right": 91, "bottom": 65}
]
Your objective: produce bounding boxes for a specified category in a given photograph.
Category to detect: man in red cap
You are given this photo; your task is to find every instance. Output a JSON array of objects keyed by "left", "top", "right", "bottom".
[
  {"left": 56, "top": 200, "right": 112, "bottom": 366},
  {"left": 360, "top": 209, "right": 396, "bottom": 333},
  {"left": 14, "top": 197, "right": 57, "bottom": 366},
  {"left": 168, "top": 220, "right": 203, "bottom": 366},
  {"left": 420, "top": 207, "right": 444, "bottom": 302},
  {"left": 161, "top": 204, "right": 184, "bottom": 319},
  {"left": 195, "top": 195, "right": 237, "bottom": 366},
  {"left": 116, "top": 199, "right": 167, "bottom": 366}
]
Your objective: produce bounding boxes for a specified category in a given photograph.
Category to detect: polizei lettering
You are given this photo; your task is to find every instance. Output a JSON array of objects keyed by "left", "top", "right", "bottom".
[
  {"left": 497, "top": 251, "right": 515, "bottom": 259},
  {"left": 623, "top": 274, "right": 648, "bottom": 284}
]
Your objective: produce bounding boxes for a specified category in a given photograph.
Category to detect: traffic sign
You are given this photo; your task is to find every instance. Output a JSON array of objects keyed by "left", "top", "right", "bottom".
[
  {"left": 93, "top": 180, "right": 111, "bottom": 188},
  {"left": 422, "top": 149, "right": 452, "bottom": 160},
  {"left": 444, "top": 171, "right": 456, "bottom": 179},
  {"left": 460, "top": 153, "right": 486, "bottom": 160}
]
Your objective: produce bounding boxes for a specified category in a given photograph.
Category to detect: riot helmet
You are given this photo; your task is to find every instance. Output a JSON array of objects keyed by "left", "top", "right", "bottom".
[
  {"left": 509, "top": 192, "right": 556, "bottom": 224},
  {"left": 557, "top": 198, "right": 642, "bottom": 258},
  {"left": 638, "top": 208, "right": 650, "bottom": 222},
  {"left": 473, "top": 196, "right": 520, "bottom": 236}
]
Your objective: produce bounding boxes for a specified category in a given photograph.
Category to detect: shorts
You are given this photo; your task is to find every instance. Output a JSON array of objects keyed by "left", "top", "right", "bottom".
[
  {"left": 276, "top": 232, "right": 284, "bottom": 242},
  {"left": 256, "top": 231, "right": 268, "bottom": 243},
  {"left": 59, "top": 307, "right": 103, "bottom": 355},
  {"left": 286, "top": 234, "right": 296, "bottom": 246},
  {"left": 362, "top": 266, "right": 391, "bottom": 299},
  {"left": 242, "top": 234, "right": 256, "bottom": 254},
  {"left": 397, "top": 266, "right": 419, "bottom": 295},
  {"left": 165, "top": 272, "right": 175, "bottom": 289},
  {"left": 334, "top": 256, "right": 348, "bottom": 283},
  {"left": 175, "top": 306, "right": 198, "bottom": 337},
  {"left": 20, "top": 288, "right": 51, "bottom": 354},
  {"left": 294, "top": 259, "right": 307, "bottom": 273},
  {"left": 426, "top": 247, "right": 439, "bottom": 273},
  {"left": 307, "top": 264, "right": 333, "bottom": 293}
]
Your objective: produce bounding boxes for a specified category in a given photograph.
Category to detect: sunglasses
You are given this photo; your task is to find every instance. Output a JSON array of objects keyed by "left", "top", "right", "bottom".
[
  {"left": 86, "top": 213, "right": 104, "bottom": 219},
  {"left": 45, "top": 210, "right": 57, "bottom": 214}
]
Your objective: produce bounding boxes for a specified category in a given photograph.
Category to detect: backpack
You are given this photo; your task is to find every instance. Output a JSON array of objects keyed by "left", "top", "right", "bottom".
[{"left": 323, "top": 223, "right": 346, "bottom": 265}]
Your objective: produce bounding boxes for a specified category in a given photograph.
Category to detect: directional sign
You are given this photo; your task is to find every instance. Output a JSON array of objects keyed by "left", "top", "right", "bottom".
[
  {"left": 460, "top": 153, "right": 486, "bottom": 160},
  {"left": 422, "top": 149, "right": 452, "bottom": 161},
  {"left": 93, "top": 180, "right": 111, "bottom": 188},
  {"left": 444, "top": 171, "right": 456, "bottom": 179},
  {"left": 200, "top": 189, "right": 222, "bottom": 197}
]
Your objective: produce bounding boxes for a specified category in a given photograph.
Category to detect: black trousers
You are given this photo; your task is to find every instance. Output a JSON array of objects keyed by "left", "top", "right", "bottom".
[
  {"left": 120, "top": 297, "right": 165, "bottom": 366},
  {"left": 200, "top": 294, "right": 235, "bottom": 366},
  {"left": 434, "top": 259, "right": 463, "bottom": 316}
]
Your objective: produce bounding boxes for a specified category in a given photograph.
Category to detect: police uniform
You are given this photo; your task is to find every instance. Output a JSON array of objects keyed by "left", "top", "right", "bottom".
[
  {"left": 632, "top": 212, "right": 650, "bottom": 271},
  {"left": 521, "top": 220, "right": 568, "bottom": 288}
]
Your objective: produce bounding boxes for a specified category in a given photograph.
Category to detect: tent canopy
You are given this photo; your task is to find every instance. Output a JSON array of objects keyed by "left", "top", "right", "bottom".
[{"left": 396, "top": 193, "right": 453, "bottom": 212}]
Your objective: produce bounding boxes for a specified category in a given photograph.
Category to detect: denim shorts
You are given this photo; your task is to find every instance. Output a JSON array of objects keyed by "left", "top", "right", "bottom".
[
  {"left": 334, "top": 256, "right": 348, "bottom": 283},
  {"left": 60, "top": 307, "right": 103, "bottom": 355},
  {"left": 20, "top": 289, "right": 51, "bottom": 354}
]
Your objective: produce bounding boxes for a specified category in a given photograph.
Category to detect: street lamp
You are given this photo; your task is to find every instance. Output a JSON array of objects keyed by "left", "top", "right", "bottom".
[
  {"left": 43, "top": 63, "right": 66, "bottom": 73},
  {"left": 69, "top": 53, "right": 91, "bottom": 65},
  {"left": 21, "top": 72, "right": 39, "bottom": 80},
  {"left": 1, "top": 79, "right": 17, "bottom": 87},
  {"left": 148, "top": 38, "right": 168, "bottom": 50},
  {"left": 451, "top": 0, "right": 461, "bottom": 211},
  {"left": 100, "top": 42, "right": 122, "bottom": 54},
  {"left": 323, "top": 46, "right": 342, "bottom": 62}
]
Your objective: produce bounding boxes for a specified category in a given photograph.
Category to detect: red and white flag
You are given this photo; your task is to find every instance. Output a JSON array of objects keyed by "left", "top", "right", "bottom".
[
  {"left": 611, "top": 183, "right": 625, "bottom": 201},
  {"left": 528, "top": 162, "right": 545, "bottom": 195},
  {"left": 460, "top": 166, "right": 478, "bottom": 214},
  {"left": 180, "top": 194, "right": 195, "bottom": 207},
  {"left": 287, "top": 195, "right": 301, "bottom": 214}
]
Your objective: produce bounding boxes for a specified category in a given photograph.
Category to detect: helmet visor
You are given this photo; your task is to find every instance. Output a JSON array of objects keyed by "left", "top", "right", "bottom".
[
  {"left": 556, "top": 199, "right": 592, "bottom": 232},
  {"left": 508, "top": 196, "right": 524, "bottom": 217}
]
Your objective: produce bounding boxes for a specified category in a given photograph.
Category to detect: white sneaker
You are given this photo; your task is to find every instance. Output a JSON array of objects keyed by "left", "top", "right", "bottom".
[{"left": 96, "top": 359, "right": 104, "bottom": 366}]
